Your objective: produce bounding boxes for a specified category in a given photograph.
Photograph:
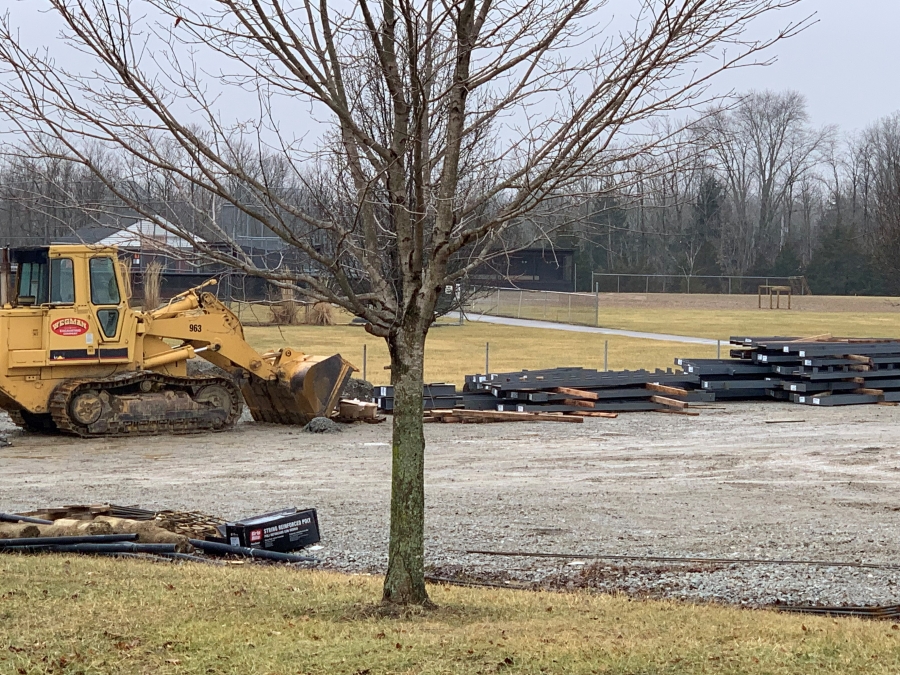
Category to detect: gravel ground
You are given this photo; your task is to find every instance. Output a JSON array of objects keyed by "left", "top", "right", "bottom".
[{"left": 2, "top": 402, "right": 900, "bottom": 609}]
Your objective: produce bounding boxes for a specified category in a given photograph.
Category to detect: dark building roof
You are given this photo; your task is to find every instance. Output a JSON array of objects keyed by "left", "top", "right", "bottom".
[{"left": 53, "top": 225, "right": 121, "bottom": 245}]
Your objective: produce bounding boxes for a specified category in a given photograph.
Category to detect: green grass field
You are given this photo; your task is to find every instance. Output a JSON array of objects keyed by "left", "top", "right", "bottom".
[{"left": 2, "top": 556, "right": 900, "bottom": 675}]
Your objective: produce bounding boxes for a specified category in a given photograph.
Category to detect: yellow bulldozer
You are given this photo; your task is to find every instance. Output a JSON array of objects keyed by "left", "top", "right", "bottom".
[{"left": 0, "top": 244, "right": 355, "bottom": 437}]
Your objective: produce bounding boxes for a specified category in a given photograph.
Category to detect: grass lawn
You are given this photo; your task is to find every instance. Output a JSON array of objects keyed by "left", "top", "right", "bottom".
[
  {"left": 468, "top": 295, "right": 900, "bottom": 341},
  {"left": 245, "top": 322, "right": 716, "bottom": 386},
  {"left": 243, "top": 303, "right": 900, "bottom": 386},
  {"left": 592, "top": 308, "right": 900, "bottom": 341},
  {"left": 2, "top": 556, "right": 900, "bottom": 675}
]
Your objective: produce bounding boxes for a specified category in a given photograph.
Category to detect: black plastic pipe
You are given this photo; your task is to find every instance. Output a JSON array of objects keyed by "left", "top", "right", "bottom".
[
  {"left": 0, "top": 512, "right": 53, "bottom": 525},
  {"left": 0, "top": 533, "right": 138, "bottom": 548},
  {"left": 188, "top": 539, "right": 317, "bottom": 563}
]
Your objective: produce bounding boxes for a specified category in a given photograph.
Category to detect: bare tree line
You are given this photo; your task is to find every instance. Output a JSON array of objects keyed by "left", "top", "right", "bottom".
[
  {"left": 556, "top": 90, "right": 900, "bottom": 295},
  {"left": 2, "top": 89, "right": 899, "bottom": 296}
]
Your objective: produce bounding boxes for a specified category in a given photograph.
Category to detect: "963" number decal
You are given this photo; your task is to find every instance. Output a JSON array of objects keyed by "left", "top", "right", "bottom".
[{"left": 189, "top": 324, "right": 202, "bottom": 333}]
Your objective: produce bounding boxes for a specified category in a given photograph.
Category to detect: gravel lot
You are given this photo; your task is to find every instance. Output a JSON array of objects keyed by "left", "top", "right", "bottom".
[{"left": 3, "top": 403, "right": 900, "bottom": 609}]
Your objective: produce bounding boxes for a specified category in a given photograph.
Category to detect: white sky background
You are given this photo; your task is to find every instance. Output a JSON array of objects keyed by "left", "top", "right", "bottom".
[
  {"left": 1, "top": 0, "right": 899, "bottom": 136},
  {"left": 706, "top": 0, "right": 900, "bottom": 131}
]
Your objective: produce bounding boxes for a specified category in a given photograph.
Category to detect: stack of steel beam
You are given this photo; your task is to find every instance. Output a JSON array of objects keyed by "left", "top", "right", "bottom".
[
  {"left": 374, "top": 383, "right": 461, "bottom": 411},
  {"left": 460, "top": 367, "right": 713, "bottom": 414},
  {"left": 679, "top": 336, "right": 900, "bottom": 406}
]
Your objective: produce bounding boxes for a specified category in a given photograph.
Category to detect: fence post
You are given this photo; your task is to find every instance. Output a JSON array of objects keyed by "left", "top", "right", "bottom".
[
  {"left": 568, "top": 294, "right": 572, "bottom": 323},
  {"left": 604, "top": 340, "right": 609, "bottom": 372},
  {"left": 728, "top": 277, "right": 732, "bottom": 294},
  {"left": 645, "top": 276, "right": 649, "bottom": 293},
  {"left": 717, "top": 340, "right": 721, "bottom": 359},
  {"left": 518, "top": 290, "right": 523, "bottom": 319},
  {"left": 485, "top": 342, "right": 490, "bottom": 375},
  {"left": 496, "top": 287, "right": 501, "bottom": 312},
  {"left": 617, "top": 275, "right": 620, "bottom": 293},
  {"left": 595, "top": 292, "right": 599, "bottom": 327},
  {"left": 687, "top": 276, "right": 691, "bottom": 294}
]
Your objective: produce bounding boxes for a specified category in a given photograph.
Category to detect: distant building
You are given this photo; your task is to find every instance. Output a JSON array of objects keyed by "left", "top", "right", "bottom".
[{"left": 472, "top": 248, "right": 575, "bottom": 292}]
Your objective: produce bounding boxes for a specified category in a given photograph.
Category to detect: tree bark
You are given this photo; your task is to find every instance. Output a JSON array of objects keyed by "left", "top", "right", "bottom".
[{"left": 382, "top": 319, "right": 430, "bottom": 606}]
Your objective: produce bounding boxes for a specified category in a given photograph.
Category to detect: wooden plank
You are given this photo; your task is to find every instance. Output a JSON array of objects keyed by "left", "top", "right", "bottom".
[
  {"left": 855, "top": 388, "right": 884, "bottom": 396},
  {"left": 788, "top": 334, "right": 833, "bottom": 343},
  {"left": 570, "top": 411, "right": 619, "bottom": 418},
  {"left": 553, "top": 386, "right": 600, "bottom": 400},
  {"left": 434, "top": 409, "right": 583, "bottom": 424},
  {"left": 877, "top": 402, "right": 900, "bottom": 407},
  {"left": 845, "top": 354, "right": 874, "bottom": 364},
  {"left": 851, "top": 377, "right": 867, "bottom": 384},
  {"left": 653, "top": 408, "right": 700, "bottom": 417},
  {"left": 645, "top": 383, "right": 690, "bottom": 396},
  {"left": 562, "top": 398, "right": 596, "bottom": 409},
  {"left": 649, "top": 395, "right": 689, "bottom": 409}
]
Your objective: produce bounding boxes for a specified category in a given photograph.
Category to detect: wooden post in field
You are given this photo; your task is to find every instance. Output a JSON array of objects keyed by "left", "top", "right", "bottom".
[
  {"left": 363, "top": 344, "right": 367, "bottom": 382},
  {"left": 518, "top": 290, "right": 523, "bottom": 318},
  {"left": 717, "top": 340, "right": 721, "bottom": 359},
  {"left": 595, "top": 292, "right": 599, "bottom": 326},
  {"left": 604, "top": 340, "right": 608, "bottom": 372},
  {"left": 485, "top": 342, "right": 490, "bottom": 376}
]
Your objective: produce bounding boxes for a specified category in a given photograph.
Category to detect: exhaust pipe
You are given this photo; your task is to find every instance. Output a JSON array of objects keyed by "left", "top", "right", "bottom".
[{"left": 0, "top": 247, "right": 10, "bottom": 307}]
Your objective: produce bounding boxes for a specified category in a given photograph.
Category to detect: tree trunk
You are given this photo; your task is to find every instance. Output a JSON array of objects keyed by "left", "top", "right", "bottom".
[{"left": 382, "top": 321, "right": 430, "bottom": 606}]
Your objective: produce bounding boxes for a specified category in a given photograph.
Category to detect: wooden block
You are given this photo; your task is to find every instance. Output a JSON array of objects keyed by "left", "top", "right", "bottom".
[
  {"left": 855, "top": 388, "right": 884, "bottom": 396},
  {"left": 554, "top": 387, "right": 599, "bottom": 400},
  {"left": 649, "top": 395, "right": 689, "bottom": 409},
  {"left": 562, "top": 398, "right": 596, "bottom": 408},
  {"left": 339, "top": 399, "right": 378, "bottom": 420},
  {"left": 646, "top": 383, "right": 689, "bottom": 396},
  {"left": 845, "top": 354, "right": 874, "bottom": 364}
]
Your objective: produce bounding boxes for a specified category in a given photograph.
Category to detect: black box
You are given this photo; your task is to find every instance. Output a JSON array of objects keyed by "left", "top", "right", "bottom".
[{"left": 225, "top": 508, "right": 320, "bottom": 552}]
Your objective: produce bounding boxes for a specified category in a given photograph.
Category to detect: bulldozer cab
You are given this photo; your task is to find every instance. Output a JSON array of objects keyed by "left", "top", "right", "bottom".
[{"left": 4, "top": 246, "right": 134, "bottom": 367}]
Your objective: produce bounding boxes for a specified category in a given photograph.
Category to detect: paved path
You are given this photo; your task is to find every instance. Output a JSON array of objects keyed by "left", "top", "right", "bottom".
[{"left": 463, "top": 312, "right": 719, "bottom": 346}]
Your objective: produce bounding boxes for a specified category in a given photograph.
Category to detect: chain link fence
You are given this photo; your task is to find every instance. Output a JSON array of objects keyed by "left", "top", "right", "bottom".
[
  {"left": 467, "top": 288, "right": 600, "bottom": 327},
  {"left": 591, "top": 273, "right": 811, "bottom": 295}
]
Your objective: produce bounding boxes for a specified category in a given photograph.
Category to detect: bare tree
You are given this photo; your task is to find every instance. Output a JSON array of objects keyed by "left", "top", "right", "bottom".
[
  {"left": 702, "top": 90, "right": 829, "bottom": 271},
  {"left": 0, "top": 0, "right": 807, "bottom": 605},
  {"left": 864, "top": 113, "right": 900, "bottom": 282}
]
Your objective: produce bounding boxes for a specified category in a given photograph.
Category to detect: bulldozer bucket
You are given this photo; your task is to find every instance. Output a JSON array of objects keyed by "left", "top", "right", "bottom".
[{"left": 241, "top": 353, "right": 356, "bottom": 425}]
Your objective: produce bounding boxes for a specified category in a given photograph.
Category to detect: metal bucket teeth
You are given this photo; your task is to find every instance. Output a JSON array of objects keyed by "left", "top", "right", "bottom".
[{"left": 241, "top": 353, "right": 355, "bottom": 425}]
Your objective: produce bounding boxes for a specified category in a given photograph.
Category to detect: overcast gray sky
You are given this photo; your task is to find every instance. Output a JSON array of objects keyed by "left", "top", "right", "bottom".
[
  {"left": 710, "top": 0, "right": 900, "bottom": 131},
  {"left": 3, "top": 0, "right": 898, "bottom": 134}
]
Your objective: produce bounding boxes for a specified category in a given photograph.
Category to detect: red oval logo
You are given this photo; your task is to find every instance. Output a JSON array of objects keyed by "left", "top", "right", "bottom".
[{"left": 51, "top": 317, "right": 89, "bottom": 337}]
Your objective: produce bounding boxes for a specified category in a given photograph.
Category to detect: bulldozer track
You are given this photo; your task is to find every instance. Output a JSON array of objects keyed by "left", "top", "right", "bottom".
[{"left": 47, "top": 371, "right": 243, "bottom": 438}]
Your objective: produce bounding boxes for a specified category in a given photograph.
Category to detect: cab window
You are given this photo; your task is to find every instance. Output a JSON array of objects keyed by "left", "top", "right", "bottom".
[
  {"left": 18, "top": 261, "right": 48, "bottom": 305},
  {"left": 50, "top": 258, "right": 75, "bottom": 304},
  {"left": 90, "top": 258, "right": 121, "bottom": 305}
]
